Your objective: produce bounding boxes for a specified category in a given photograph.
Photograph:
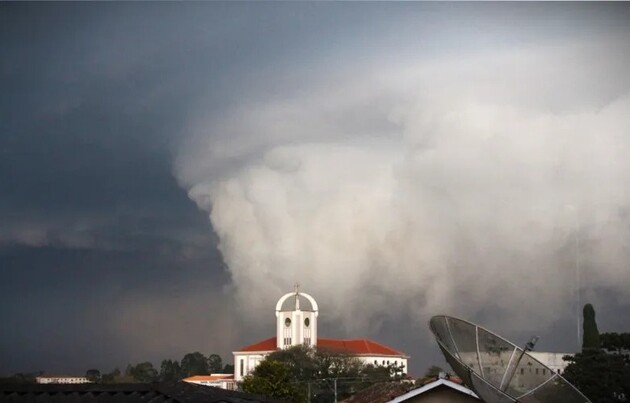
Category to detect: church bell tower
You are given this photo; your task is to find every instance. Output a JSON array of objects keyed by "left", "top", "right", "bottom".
[{"left": 275, "top": 285, "right": 318, "bottom": 349}]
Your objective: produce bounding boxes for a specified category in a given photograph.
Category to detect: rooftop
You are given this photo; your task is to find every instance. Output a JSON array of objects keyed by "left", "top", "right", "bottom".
[
  {"left": 0, "top": 382, "right": 282, "bottom": 403},
  {"left": 184, "top": 374, "right": 234, "bottom": 382},
  {"left": 235, "top": 336, "right": 407, "bottom": 357}
]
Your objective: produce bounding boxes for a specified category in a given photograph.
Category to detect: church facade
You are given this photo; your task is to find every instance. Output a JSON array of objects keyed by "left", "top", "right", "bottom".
[{"left": 233, "top": 287, "right": 409, "bottom": 381}]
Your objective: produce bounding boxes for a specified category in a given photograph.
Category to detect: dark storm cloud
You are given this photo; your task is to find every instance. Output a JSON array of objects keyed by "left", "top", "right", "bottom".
[
  {"left": 0, "top": 2, "right": 232, "bottom": 373},
  {"left": 0, "top": 3, "right": 228, "bottom": 247}
]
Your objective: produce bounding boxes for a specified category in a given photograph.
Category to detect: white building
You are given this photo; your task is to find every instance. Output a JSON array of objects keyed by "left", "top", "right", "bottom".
[
  {"left": 35, "top": 375, "right": 91, "bottom": 384},
  {"left": 529, "top": 352, "right": 572, "bottom": 374},
  {"left": 233, "top": 287, "right": 409, "bottom": 382},
  {"left": 183, "top": 374, "right": 236, "bottom": 390}
]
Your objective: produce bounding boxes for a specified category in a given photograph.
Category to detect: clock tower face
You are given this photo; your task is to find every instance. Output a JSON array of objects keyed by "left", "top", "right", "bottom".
[{"left": 285, "top": 317, "right": 291, "bottom": 327}]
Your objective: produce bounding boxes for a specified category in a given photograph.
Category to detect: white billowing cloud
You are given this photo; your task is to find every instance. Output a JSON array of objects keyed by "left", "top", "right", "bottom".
[{"left": 175, "top": 37, "right": 630, "bottom": 335}]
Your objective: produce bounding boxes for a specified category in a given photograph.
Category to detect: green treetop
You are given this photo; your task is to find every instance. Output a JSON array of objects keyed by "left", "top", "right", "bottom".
[{"left": 582, "top": 303, "right": 600, "bottom": 351}]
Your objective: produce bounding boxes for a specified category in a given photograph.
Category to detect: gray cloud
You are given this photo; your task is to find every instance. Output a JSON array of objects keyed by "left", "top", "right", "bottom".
[
  {"left": 2, "top": 1, "right": 630, "bottom": 377},
  {"left": 175, "top": 23, "right": 630, "bottom": 355}
]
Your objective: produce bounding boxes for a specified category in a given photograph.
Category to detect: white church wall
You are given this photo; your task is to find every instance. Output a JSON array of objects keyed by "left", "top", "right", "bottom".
[
  {"left": 233, "top": 288, "right": 407, "bottom": 383},
  {"left": 234, "top": 352, "right": 269, "bottom": 381}
]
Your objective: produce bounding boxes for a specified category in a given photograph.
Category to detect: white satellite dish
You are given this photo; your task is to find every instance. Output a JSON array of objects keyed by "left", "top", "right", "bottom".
[{"left": 429, "top": 315, "right": 591, "bottom": 403}]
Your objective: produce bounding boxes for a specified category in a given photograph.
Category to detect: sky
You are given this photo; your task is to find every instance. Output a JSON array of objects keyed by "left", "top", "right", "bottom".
[{"left": 1, "top": 2, "right": 630, "bottom": 377}]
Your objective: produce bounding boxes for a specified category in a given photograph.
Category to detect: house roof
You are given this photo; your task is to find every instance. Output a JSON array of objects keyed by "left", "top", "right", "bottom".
[
  {"left": 0, "top": 381, "right": 283, "bottom": 403},
  {"left": 387, "top": 379, "right": 480, "bottom": 403},
  {"left": 234, "top": 337, "right": 407, "bottom": 357},
  {"left": 341, "top": 381, "right": 416, "bottom": 403},
  {"left": 184, "top": 374, "right": 235, "bottom": 382}
]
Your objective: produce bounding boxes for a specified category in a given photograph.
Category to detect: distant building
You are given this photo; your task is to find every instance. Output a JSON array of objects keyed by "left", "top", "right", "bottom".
[
  {"left": 529, "top": 352, "right": 572, "bottom": 374},
  {"left": 457, "top": 348, "right": 574, "bottom": 392},
  {"left": 183, "top": 374, "right": 236, "bottom": 390},
  {"left": 35, "top": 375, "right": 91, "bottom": 384},
  {"left": 233, "top": 287, "right": 409, "bottom": 382}
]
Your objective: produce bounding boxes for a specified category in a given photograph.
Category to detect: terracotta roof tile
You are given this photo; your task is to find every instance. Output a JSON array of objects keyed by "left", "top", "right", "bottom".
[
  {"left": 235, "top": 337, "right": 407, "bottom": 356},
  {"left": 184, "top": 375, "right": 234, "bottom": 381},
  {"left": 319, "top": 338, "right": 406, "bottom": 356},
  {"left": 340, "top": 381, "right": 415, "bottom": 403},
  {"left": 235, "top": 337, "right": 277, "bottom": 352}
]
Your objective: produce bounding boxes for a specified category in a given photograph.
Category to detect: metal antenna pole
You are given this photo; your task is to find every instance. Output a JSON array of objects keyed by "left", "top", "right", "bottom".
[{"left": 501, "top": 336, "right": 539, "bottom": 393}]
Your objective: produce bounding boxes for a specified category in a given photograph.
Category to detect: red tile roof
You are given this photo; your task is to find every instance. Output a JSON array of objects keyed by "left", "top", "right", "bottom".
[
  {"left": 236, "top": 337, "right": 277, "bottom": 352},
  {"left": 235, "top": 337, "right": 406, "bottom": 357},
  {"left": 184, "top": 375, "right": 234, "bottom": 382}
]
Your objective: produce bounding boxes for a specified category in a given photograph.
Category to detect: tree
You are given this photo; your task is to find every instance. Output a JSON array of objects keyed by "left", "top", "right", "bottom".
[
  {"left": 266, "top": 344, "right": 319, "bottom": 381},
  {"left": 601, "top": 332, "right": 630, "bottom": 361},
  {"left": 101, "top": 368, "right": 121, "bottom": 384},
  {"left": 582, "top": 303, "right": 601, "bottom": 351},
  {"left": 180, "top": 352, "right": 209, "bottom": 377},
  {"left": 563, "top": 304, "right": 630, "bottom": 402},
  {"left": 159, "top": 359, "right": 181, "bottom": 382},
  {"left": 85, "top": 369, "right": 101, "bottom": 383},
  {"left": 207, "top": 353, "right": 223, "bottom": 373},
  {"left": 223, "top": 363, "right": 235, "bottom": 374},
  {"left": 240, "top": 345, "right": 403, "bottom": 402},
  {"left": 423, "top": 365, "right": 445, "bottom": 378},
  {"left": 415, "top": 365, "right": 446, "bottom": 385},
  {"left": 0, "top": 372, "right": 39, "bottom": 384},
  {"left": 564, "top": 349, "right": 630, "bottom": 402},
  {"left": 241, "top": 360, "right": 305, "bottom": 402},
  {"left": 126, "top": 362, "right": 158, "bottom": 383}
]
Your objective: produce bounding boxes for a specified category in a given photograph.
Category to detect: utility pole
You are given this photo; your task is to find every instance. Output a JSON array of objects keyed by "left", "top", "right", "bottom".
[
  {"left": 334, "top": 378, "right": 338, "bottom": 403},
  {"left": 307, "top": 381, "right": 311, "bottom": 403}
]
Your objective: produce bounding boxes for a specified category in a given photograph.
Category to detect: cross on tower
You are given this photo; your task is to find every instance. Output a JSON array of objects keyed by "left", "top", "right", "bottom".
[{"left": 294, "top": 282, "right": 300, "bottom": 310}]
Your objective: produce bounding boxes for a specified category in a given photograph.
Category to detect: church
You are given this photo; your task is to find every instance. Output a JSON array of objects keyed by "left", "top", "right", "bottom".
[{"left": 232, "top": 287, "right": 409, "bottom": 382}]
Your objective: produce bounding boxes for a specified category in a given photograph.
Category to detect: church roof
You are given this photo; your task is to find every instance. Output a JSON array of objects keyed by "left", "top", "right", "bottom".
[
  {"left": 235, "top": 336, "right": 407, "bottom": 357},
  {"left": 235, "top": 337, "right": 278, "bottom": 353}
]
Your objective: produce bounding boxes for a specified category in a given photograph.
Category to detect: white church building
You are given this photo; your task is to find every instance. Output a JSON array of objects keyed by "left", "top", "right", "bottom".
[{"left": 233, "top": 287, "right": 409, "bottom": 382}]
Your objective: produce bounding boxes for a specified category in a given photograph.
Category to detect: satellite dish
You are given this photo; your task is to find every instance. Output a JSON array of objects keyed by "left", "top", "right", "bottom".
[{"left": 429, "top": 315, "right": 591, "bottom": 403}]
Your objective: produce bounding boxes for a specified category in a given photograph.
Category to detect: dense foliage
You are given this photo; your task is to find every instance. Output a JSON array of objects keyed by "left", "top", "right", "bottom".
[
  {"left": 106, "top": 352, "right": 234, "bottom": 383},
  {"left": 563, "top": 304, "right": 630, "bottom": 402},
  {"left": 0, "top": 352, "right": 233, "bottom": 384},
  {"left": 564, "top": 350, "right": 630, "bottom": 402},
  {"left": 582, "top": 303, "right": 601, "bottom": 351},
  {"left": 240, "top": 345, "right": 405, "bottom": 403}
]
